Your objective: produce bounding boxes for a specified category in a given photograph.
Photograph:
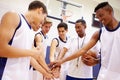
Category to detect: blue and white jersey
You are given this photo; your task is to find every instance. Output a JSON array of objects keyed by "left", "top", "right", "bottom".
[
  {"left": 54, "top": 36, "right": 70, "bottom": 60},
  {"left": 97, "top": 22, "right": 120, "bottom": 80},
  {"left": 53, "top": 36, "right": 71, "bottom": 80},
  {"left": 0, "top": 14, "right": 35, "bottom": 80},
  {"left": 34, "top": 31, "right": 49, "bottom": 59},
  {"left": 37, "top": 31, "right": 49, "bottom": 58}
]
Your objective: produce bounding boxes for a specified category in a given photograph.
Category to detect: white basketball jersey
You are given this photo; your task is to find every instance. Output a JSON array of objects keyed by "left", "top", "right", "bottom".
[
  {"left": 0, "top": 14, "right": 35, "bottom": 80},
  {"left": 54, "top": 36, "right": 70, "bottom": 60},
  {"left": 65, "top": 36, "right": 93, "bottom": 78},
  {"left": 54, "top": 36, "right": 70, "bottom": 80},
  {"left": 98, "top": 22, "right": 120, "bottom": 80},
  {"left": 39, "top": 31, "right": 49, "bottom": 58}
]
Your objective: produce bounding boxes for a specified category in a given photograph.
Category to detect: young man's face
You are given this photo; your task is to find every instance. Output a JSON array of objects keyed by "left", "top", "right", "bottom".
[
  {"left": 95, "top": 8, "right": 112, "bottom": 27},
  {"left": 58, "top": 27, "right": 67, "bottom": 38},
  {"left": 32, "top": 8, "right": 47, "bottom": 31},
  {"left": 75, "top": 22, "right": 85, "bottom": 36},
  {"left": 41, "top": 23, "right": 52, "bottom": 34}
]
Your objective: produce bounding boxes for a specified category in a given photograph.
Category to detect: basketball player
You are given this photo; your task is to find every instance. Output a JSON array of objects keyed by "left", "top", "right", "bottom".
[
  {"left": 0, "top": 1, "right": 53, "bottom": 80},
  {"left": 49, "top": 22, "right": 70, "bottom": 80},
  {"left": 54, "top": 2, "right": 120, "bottom": 80},
  {"left": 32, "top": 18, "right": 52, "bottom": 80},
  {"left": 57, "top": 19, "right": 100, "bottom": 80}
]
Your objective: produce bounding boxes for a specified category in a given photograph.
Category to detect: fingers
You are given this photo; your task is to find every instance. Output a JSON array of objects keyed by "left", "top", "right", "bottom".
[
  {"left": 43, "top": 72, "right": 54, "bottom": 80},
  {"left": 51, "top": 67, "right": 60, "bottom": 78},
  {"left": 48, "top": 61, "right": 61, "bottom": 70},
  {"left": 48, "top": 62, "right": 56, "bottom": 68},
  {"left": 53, "top": 61, "right": 62, "bottom": 68},
  {"left": 82, "top": 54, "right": 99, "bottom": 66},
  {"left": 47, "top": 62, "right": 61, "bottom": 79}
]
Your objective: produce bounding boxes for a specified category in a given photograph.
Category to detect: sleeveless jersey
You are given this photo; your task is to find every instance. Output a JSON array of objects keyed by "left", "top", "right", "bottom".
[
  {"left": 0, "top": 14, "right": 35, "bottom": 80},
  {"left": 35, "top": 31, "right": 48, "bottom": 58},
  {"left": 54, "top": 36, "right": 70, "bottom": 60},
  {"left": 53, "top": 36, "right": 71, "bottom": 80},
  {"left": 65, "top": 35, "right": 93, "bottom": 78},
  {"left": 98, "top": 22, "right": 120, "bottom": 80}
]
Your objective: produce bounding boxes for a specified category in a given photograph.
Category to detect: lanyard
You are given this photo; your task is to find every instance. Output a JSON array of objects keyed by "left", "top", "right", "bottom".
[{"left": 76, "top": 36, "right": 85, "bottom": 67}]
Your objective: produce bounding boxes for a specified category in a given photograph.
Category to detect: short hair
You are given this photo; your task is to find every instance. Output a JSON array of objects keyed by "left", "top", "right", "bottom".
[
  {"left": 28, "top": 0, "right": 47, "bottom": 14},
  {"left": 44, "top": 18, "right": 52, "bottom": 24},
  {"left": 57, "top": 22, "right": 68, "bottom": 30},
  {"left": 76, "top": 19, "right": 86, "bottom": 25},
  {"left": 94, "top": 2, "right": 113, "bottom": 12}
]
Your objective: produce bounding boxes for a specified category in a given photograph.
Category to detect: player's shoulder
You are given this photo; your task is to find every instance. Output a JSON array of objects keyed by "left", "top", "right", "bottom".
[
  {"left": 52, "top": 37, "right": 59, "bottom": 42},
  {"left": 4, "top": 11, "right": 19, "bottom": 22},
  {"left": 1, "top": 11, "right": 20, "bottom": 28},
  {"left": 3, "top": 11, "right": 19, "bottom": 19}
]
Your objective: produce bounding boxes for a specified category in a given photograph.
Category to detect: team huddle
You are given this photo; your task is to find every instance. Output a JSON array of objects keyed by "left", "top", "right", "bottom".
[{"left": 0, "top": 0, "right": 120, "bottom": 80}]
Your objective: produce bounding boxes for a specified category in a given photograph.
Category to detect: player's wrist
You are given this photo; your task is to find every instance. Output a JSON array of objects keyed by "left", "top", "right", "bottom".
[{"left": 61, "top": 59, "right": 65, "bottom": 64}]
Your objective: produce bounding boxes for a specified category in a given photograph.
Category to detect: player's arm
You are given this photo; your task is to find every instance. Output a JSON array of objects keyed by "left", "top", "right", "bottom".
[
  {"left": 33, "top": 34, "right": 50, "bottom": 72},
  {"left": 57, "top": 38, "right": 72, "bottom": 60},
  {"left": 60, "top": 30, "right": 100, "bottom": 64},
  {"left": 34, "top": 33, "right": 43, "bottom": 48},
  {"left": 57, "top": 47, "right": 68, "bottom": 60},
  {"left": 30, "top": 57, "right": 53, "bottom": 79},
  {"left": 34, "top": 33, "right": 45, "bottom": 58},
  {"left": 0, "top": 11, "right": 34, "bottom": 58},
  {"left": 0, "top": 11, "right": 43, "bottom": 59},
  {"left": 49, "top": 39, "right": 58, "bottom": 62}
]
